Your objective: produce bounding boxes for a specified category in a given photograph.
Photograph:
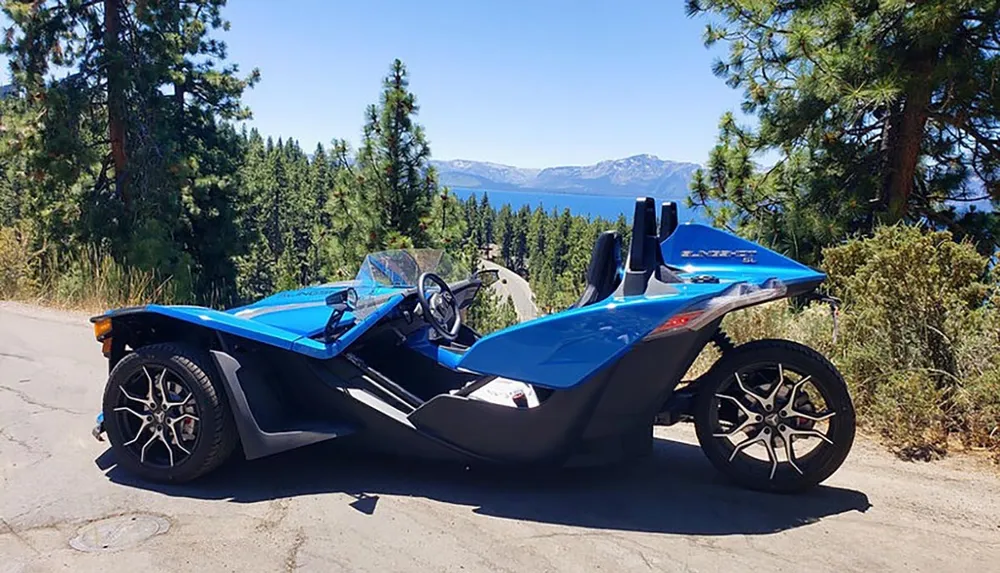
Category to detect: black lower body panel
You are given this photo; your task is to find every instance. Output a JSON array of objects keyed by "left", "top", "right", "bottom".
[
  {"left": 210, "top": 350, "right": 358, "bottom": 460},
  {"left": 567, "top": 321, "right": 720, "bottom": 466},
  {"left": 207, "top": 321, "right": 717, "bottom": 467}
]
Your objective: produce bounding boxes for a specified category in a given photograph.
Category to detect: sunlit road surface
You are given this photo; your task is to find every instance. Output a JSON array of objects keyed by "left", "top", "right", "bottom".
[
  {"left": 480, "top": 259, "right": 539, "bottom": 322},
  {"left": 2, "top": 301, "right": 999, "bottom": 573}
]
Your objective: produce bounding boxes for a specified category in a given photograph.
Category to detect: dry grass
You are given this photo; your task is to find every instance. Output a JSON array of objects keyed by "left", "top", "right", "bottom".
[{"left": 0, "top": 225, "right": 175, "bottom": 313}]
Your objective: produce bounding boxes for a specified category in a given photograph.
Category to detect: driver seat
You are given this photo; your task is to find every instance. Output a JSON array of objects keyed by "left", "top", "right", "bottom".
[{"left": 568, "top": 230, "right": 623, "bottom": 309}]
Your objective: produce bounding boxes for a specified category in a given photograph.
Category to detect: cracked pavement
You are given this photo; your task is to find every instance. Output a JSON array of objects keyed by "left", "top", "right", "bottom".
[{"left": 2, "top": 300, "right": 999, "bottom": 572}]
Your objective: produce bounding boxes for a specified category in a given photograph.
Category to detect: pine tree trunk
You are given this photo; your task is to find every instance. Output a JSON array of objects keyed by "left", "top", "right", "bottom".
[
  {"left": 104, "top": 0, "right": 127, "bottom": 207},
  {"left": 173, "top": 0, "right": 185, "bottom": 123},
  {"left": 884, "top": 57, "right": 935, "bottom": 223}
]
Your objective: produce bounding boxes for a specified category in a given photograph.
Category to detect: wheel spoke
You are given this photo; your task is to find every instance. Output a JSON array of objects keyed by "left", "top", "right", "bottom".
[
  {"left": 779, "top": 376, "right": 835, "bottom": 422},
  {"left": 777, "top": 426, "right": 804, "bottom": 475},
  {"left": 793, "top": 410, "right": 836, "bottom": 422},
  {"left": 120, "top": 387, "right": 148, "bottom": 407},
  {"left": 168, "top": 413, "right": 199, "bottom": 424},
  {"left": 154, "top": 368, "right": 169, "bottom": 408},
  {"left": 139, "top": 432, "right": 157, "bottom": 463},
  {"left": 161, "top": 392, "right": 191, "bottom": 410},
  {"left": 728, "top": 427, "right": 780, "bottom": 480},
  {"left": 114, "top": 406, "right": 146, "bottom": 421},
  {"left": 766, "top": 437, "right": 778, "bottom": 480},
  {"left": 140, "top": 366, "right": 158, "bottom": 407},
  {"left": 787, "top": 427, "right": 834, "bottom": 445},
  {"left": 759, "top": 364, "right": 786, "bottom": 411},
  {"left": 734, "top": 372, "right": 767, "bottom": 408},
  {"left": 728, "top": 428, "right": 768, "bottom": 461},
  {"left": 712, "top": 394, "right": 762, "bottom": 438},
  {"left": 155, "top": 429, "right": 175, "bottom": 467},
  {"left": 122, "top": 419, "right": 151, "bottom": 446},
  {"left": 167, "top": 421, "right": 192, "bottom": 456}
]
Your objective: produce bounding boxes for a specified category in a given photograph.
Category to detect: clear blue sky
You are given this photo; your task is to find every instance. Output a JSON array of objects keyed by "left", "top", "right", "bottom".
[{"left": 3, "top": 1, "right": 744, "bottom": 168}]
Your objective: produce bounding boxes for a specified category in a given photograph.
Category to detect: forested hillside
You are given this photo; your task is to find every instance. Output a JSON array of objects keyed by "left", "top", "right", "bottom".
[
  {"left": 1, "top": 0, "right": 999, "bottom": 460},
  {"left": 0, "top": 0, "right": 626, "bottom": 328}
]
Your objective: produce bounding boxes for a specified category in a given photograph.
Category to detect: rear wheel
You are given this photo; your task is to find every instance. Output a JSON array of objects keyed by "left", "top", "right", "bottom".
[
  {"left": 693, "top": 339, "right": 855, "bottom": 493},
  {"left": 102, "top": 343, "right": 237, "bottom": 483}
]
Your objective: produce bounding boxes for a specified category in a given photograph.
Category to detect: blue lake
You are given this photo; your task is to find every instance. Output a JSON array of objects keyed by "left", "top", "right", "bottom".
[{"left": 450, "top": 188, "right": 707, "bottom": 224}]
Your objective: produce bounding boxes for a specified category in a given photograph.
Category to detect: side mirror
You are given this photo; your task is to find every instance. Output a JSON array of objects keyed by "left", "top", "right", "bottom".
[
  {"left": 325, "top": 287, "right": 358, "bottom": 310},
  {"left": 323, "top": 288, "right": 358, "bottom": 343},
  {"left": 475, "top": 269, "right": 501, "bottom": 287}
]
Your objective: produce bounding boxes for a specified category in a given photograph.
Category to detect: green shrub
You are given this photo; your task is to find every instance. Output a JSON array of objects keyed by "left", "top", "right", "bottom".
[
  {"left": 688, "top": 224, "right": 1000, "bottom": 461},
  {"left": 822, "top": 225, "right": 998, "bottom": 458}
]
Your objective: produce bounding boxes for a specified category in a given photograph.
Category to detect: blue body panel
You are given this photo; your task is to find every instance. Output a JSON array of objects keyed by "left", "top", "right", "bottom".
[
  {"left": 660, "top": 223, "right": 826, "bottom": 287},
  {"left": 99, "top": 282, "right": 407, "bottom": 360},
  {"left": 454, "top": 224, "right": 824, "bottom": 388},
  {"left": 96, "top": 224, "right": 824, "bottom": 391},
  {"left": 456, "top": 288, "right": 712, "bottom": 388}
]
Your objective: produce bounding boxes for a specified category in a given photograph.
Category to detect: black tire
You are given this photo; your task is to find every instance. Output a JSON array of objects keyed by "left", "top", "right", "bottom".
[
  {"left": 693, "top": 339, "right": 856, "bottom": 493},
  {"left": 102, "top": 343, "right": 238, "bottom": 483}
]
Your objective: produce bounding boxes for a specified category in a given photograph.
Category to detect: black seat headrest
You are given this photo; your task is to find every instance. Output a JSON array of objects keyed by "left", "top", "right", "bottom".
[
  {"left": 568, "top": 230, "right": 622, "bottom": 310},
  {"left": 659, "top": 202, "right": 678, "bottom": 241},
  {"left": 629, "top": 197, "right": 658, "bottom": 271}
]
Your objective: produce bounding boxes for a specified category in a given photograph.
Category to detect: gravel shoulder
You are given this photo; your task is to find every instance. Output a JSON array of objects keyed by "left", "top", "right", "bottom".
[{"left": 1, "top": 300, "right": 998, "bottom": 573}]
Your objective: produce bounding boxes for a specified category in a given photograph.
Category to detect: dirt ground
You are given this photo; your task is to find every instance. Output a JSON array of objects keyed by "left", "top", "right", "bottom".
[{"left": 1, "top": 301, "right": 998, "bottom": 572}]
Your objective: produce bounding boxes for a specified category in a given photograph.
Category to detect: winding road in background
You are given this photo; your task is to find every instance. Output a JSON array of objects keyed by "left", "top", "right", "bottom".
[
  {"left": 1, "top": 301, "right": 999, "bottom": 572},
  {"left": 480, "top": 259, "right": 539, "bottom": 321}
]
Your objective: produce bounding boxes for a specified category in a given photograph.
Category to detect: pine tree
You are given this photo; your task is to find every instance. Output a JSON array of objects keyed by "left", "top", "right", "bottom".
[
  {"left": 527, "top": 205, "right": 548, "bottom": 278},
  {"left": 495, "top": 204, "right": 515, "bottom": 267},
  {"left": 512, "top": 205, "right": 531, "bottom": 273},
  {"left": 428, "top": 187, "right": 468, "bottom": 258},
  {"left": 1, "top": 0, "right": 259, "bottom": 300},
  {"left": 354, "top": 59, "right": 436, "bottom": 248},
  {"left": 466, "top": 286, "right": 519, "bottom": 334},
  {"left": 686, "top": 0, "right": 1000, "bottom": 260},
  {"left": 478, "top": 192, "right": 495, "bottom": 251}
]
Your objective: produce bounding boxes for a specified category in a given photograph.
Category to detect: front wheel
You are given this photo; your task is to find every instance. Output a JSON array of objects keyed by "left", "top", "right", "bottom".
[
  {"left": 693, "top": 339, "right": 855, "bottom": 493},
  {"left": 102, "top": 343, "right": 238, "bottom": 483}
]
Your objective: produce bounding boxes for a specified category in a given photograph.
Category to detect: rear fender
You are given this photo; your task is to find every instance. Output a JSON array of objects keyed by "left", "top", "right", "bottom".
[{"left": 660, "top": 223, "right": 826, "bottom": 288}]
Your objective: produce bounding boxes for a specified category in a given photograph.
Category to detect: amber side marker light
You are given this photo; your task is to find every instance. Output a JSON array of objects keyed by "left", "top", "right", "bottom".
[
  {"left": 93, "top": 318, "right": 113, "bottom": 356},
  {"left": 93, "top": 318, "right": 112, "bottom": 341}
]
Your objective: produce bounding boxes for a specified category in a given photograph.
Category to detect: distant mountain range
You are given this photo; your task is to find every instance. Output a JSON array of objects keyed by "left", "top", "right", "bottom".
[{"left": 430, "top": 154, "right": 701, "bottom": 199}]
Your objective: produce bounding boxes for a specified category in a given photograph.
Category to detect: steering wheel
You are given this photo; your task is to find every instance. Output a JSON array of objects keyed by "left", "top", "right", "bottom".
[{"left": 416, "top": 272, "right": 461, "bottom": 341}]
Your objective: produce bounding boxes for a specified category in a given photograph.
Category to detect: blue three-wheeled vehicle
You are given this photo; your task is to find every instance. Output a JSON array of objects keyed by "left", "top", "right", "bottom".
[{"left": 90, "top": 197, "right": 855, "bottom": 493}]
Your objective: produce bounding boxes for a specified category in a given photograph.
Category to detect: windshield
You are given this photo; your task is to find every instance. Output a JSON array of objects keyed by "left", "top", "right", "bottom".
[{"left": 355, "top": 249, "right": 468, "bottom": 288}]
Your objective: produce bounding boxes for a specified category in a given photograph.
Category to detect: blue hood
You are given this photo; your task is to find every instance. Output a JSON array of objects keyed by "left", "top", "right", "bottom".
[{"left": 226, "top": 281, "right": 400, "bottom": 337}]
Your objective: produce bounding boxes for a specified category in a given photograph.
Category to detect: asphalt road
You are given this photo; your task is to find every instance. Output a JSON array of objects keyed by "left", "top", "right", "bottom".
[
  {"left": 2, "top": 300, "right": 999, "bottom": 573},
  {"left": 480, "top": 260, "right": 539, "bottom": 322}
]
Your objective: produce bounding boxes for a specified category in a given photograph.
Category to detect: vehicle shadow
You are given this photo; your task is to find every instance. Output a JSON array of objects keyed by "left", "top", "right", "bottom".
[{"left": 98, "top": 437, "right": 871, "bottom": 536}]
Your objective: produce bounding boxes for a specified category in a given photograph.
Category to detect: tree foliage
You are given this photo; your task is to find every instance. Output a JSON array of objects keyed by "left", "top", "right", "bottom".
[
  {"left": 686, "top": 0, "right": 1000, "bottom": 262},
  {"left": 1, "top": 3, "right": 618, "bottom": 327},
  {"left": 1, "top": 0, "right": 260, "bottom": 301}
]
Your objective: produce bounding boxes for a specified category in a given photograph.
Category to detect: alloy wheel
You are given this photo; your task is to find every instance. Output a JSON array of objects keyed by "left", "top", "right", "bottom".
[
  {"left": 113, "top": 365, "right": 201, "bottom": 468},
  {"left": 710, "top": 363, "right": 837, "bottom": 481}
]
